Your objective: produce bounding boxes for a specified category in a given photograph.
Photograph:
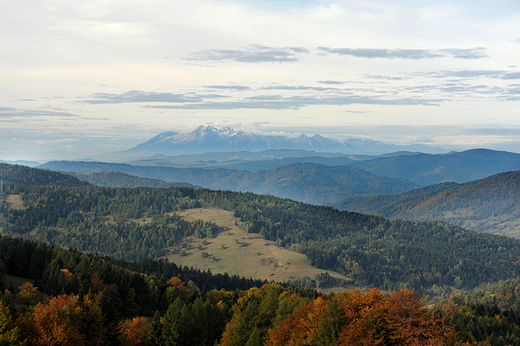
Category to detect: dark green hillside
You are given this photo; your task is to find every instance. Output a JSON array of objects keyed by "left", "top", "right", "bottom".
[
  {"left": 199, "top": 189, "right": 520, "bottom": 291},
  {"left": 349, "top": 149, "right": 520, "bottom": 186},
  {"left": 4, "top": 176, "right": 520, "bottom": 292},
  {"left": 332, "top": 181, "right": 457, "bottom": 214},
  {"left": 40, "top": 161, "right": 418, "bottom": 204},
  {"left": 73, "top": 171, "right": 197, "bottom": 189},
  {"left": 332, "top": 171, "right": 520, "bottom": 237},
  {"left": 0, "top": 183, "right": 206, "bottom": 260},
  {"left": 0, "top": 162, "right": 88, "bottom": 187}
]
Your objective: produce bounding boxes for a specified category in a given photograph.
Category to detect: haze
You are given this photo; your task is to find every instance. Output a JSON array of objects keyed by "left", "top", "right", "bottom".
[{"left": 1, "top": 0, "right": 520, "bottom": 161}]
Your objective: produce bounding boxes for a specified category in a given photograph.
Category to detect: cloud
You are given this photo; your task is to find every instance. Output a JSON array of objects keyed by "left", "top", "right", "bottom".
[
  {"left": 317, "top": 80, "right": 344, "bottom": 85},
  {"left": 80, "top": 90, "right": 227, "bottom": 104},
  {"left": 437, "top": 48, "right": 488, "bottom": 59},
  {"left": 403, "top": 83, "right": 507, "bottom": 98},
  {"left": 420, "top": 70, "right": 506, "bottom": 78},
  {"left": 0, "top": 107, "right": 78, "bottom": 118},
  {"left": 189, "top": 44, "right": 309, "bottom": 63},
  {"left": 260, "top": 85, "right": 341, "bottom": 91},
  {"left": 415, "top": 69, "right": 520, "bottom": 83},
  {"left": 318, "top": 47, "right": 488, "bottom": 59},
  {"left": 205, "top": 85, "right": 252, "bottom": 91},
  {"left": 501, "top": 72, "right": 520, "bottom": 80},
  {"left": 147, "top": 94, "right": 441, "bottom": 110},
  {"left": 365, "top": 75, "right": 403, "bottom": 80}
]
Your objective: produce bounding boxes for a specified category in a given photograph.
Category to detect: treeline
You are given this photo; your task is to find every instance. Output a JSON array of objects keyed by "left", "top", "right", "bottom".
[
  {"left": 442, "top": 277, "right": 520, "bottom": 345},
  {"left": 1, "top": 184, "right": 207, "bottom": 260},
  {"left": 0, "top": 162, "right": 88, "bottom": 187},
  {"left": 73, "top": 171, "right": 197, "bottom": 189}
]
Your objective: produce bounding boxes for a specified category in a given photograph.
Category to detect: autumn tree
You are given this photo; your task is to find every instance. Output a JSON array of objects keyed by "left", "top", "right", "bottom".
[
  {"left": 119, "top": 316, "right": 151, "bottom": 346},
  {"left": 267, "top": 288, "right": 457, "bottom": 346},
  {"left": 24, "top": 294, "right": 84, "bottom": 346}
]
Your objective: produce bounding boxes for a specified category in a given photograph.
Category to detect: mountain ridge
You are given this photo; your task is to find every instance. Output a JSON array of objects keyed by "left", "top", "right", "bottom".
[
  {"left": 95, "top": 125, "right": 447, "bottom": 162},
  {"left": 332, "top": 171, "right": 520, "bottom": 237},
  {"left": 39, "top": 160, "right": 419, "bottom": 205}
]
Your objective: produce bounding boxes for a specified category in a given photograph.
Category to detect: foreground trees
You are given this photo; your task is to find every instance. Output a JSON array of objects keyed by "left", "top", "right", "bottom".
[{"left": 267, "top": 289, "right": 455, "bottom": 346}]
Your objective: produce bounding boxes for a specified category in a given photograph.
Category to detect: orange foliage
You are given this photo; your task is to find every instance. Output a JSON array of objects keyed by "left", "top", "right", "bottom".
[
  {"left": 61, "top": 269, "right": 73, "bottom": 281},
  {"left": 119, "top": 316, "right": 151, "bottom": 346},
  {"left": 25, "top": 294, "right": 85, "bottom": 346},
  {"left": 268, "top": 288, "right": 457, "bottom": 346},
  {"left": 90, "top": 274, "right": 118, "bottom": 296},
  {"left": 166, "top": 275, "right": 191, "bottom": 301}
]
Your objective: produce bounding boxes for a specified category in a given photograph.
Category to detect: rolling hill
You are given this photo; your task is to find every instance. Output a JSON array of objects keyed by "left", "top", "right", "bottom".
[
  {"left": 40, "top": 161, "right": 419, "bottom": 204},
  {"left": 72, "top": 171, "right": 198, "bottom": 189},
  {"left": 3, "top": 165, "right": 520, "bottom": 293},
  {"left": 349, "top": 149, "right": 520, "bottom": 186},
  {"left": 332, "top": 171, "right": 520, "bottom": 237}
]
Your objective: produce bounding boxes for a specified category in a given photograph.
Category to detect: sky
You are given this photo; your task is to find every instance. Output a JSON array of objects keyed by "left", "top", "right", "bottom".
[{"left": 1, "top": 0, "right": 520, "bottom": 161}]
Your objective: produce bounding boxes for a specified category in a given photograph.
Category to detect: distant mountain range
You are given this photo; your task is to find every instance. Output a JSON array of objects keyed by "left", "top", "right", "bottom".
[
  {"left": 41, "top": 148, "right": 520, "bottom": 205},
  {"left": 72, "top": 171, "right": 198, "bottom": 189},
  {"left": 332, "top": 171, "right": 520, "bottom": 237},
  {"left": 40, "top": 161, "right": 418, "bottom": 205},
  {"left": 349, "top": 149, "right": 520, "bottom": 186},
  {"left": 119, "top": 126, "right": 349, "bottom": 157},
  {"left": 129, "top": 148, "right": 520, "bottom": 186},
  {"left": 97, "top": 125, "right": 447, "bottom": 161}
]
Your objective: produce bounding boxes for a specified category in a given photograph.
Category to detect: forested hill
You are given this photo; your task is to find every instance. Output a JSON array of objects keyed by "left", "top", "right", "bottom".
[
  {"left": 0, "top": 162, "right": 88, "bottom": 187},
  {"left": 332, "top": 171, "right": 520, "bottom": 237},
  {"left": 331, "top": 181, "right": 458, "bottom": 214},
  {"left": 349, "top": 149, "right": 520, "bottom": 186},
  {"left": 73, "top": 171, "right": 198, "bottom": 189},
  {"left": 40, "top": 160, "right": 418, "bottom": 204},
  {"left": 3, "top": 178, "right": 520, "bottom": 292}
]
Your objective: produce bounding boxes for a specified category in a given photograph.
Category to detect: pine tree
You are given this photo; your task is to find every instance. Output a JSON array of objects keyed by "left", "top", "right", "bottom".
[
  {"left": 0, "top": 301, "right": 26, "bottom": 346},
  {"left": 146, "top": 311, "right": 162, "bottom": 346},
  {"left": 162, "top": 298, "right": 185, "bottom": 346}
]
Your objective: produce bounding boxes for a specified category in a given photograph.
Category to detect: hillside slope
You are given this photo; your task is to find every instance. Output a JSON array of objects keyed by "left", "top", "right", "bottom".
[
  {"left": 73, "top": 171, "right": 197, "bottom": 189},
  {"left": 332, "top": 171, "right": 520, "bottom": 237},
  {"left": 41, "top": 161, "right": 419, "bottom": 204}
]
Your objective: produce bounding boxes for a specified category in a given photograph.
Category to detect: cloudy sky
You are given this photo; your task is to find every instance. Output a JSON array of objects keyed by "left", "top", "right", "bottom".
[{"left": 2, "top": 0, "right": 520, "bottom": 160}]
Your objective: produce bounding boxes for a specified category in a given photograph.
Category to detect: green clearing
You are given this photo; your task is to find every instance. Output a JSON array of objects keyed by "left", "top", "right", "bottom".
[
  {"left": 6, "top": 194, "right": 24, "bottom": 210},
  {"left": 164, "top": 207, "right": 353, "bottom": 291}
]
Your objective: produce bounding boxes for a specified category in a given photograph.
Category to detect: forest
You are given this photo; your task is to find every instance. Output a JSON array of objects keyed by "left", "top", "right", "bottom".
[
  {"left": 3, "top": 164, "right": 520, "bottom": 293},
  {"left": 40, "top": 160, "right": 419, "bottom": 205},
  {"left": 332, "top": 171, "right": 520, "bottom": 235},
  {"left": 4, "top": 163, "right": 520, "bottom": 344},
  {"left": 1, "top": 234, "right": 518, "bottom": 345}
]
